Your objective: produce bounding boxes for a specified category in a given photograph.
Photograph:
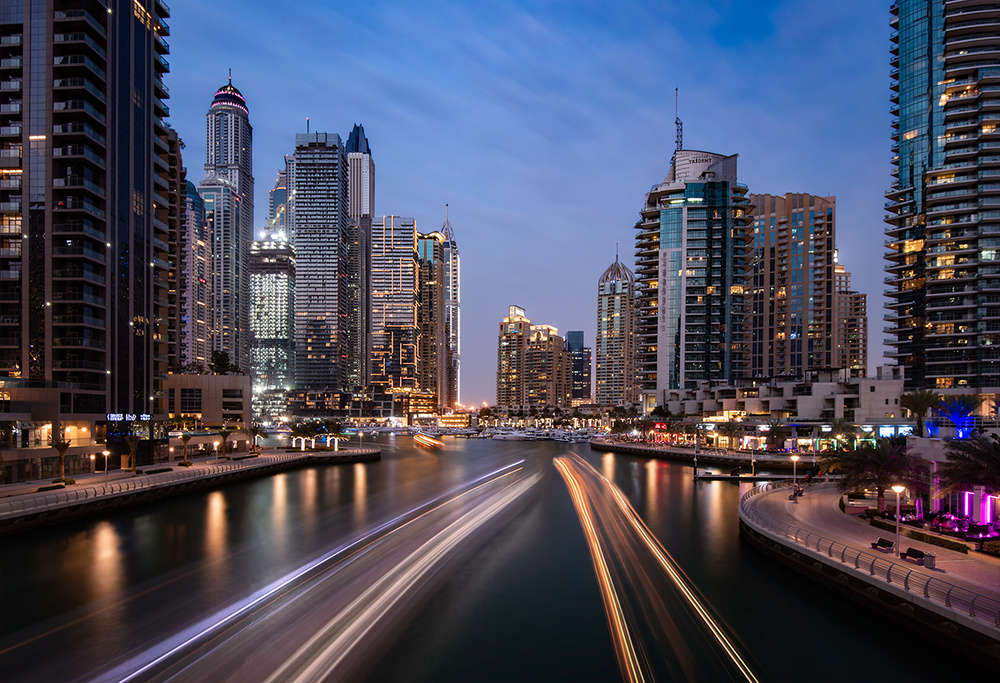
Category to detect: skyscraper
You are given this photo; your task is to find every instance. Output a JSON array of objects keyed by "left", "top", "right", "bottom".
[
  {"left": 180, "top": 181, "right": 213, "bottom": 371},
  {"left": 0, "top": 0, "right": 174, "bottom": 474},
  {"left": 200, "top": 77, "right": 253, "bottom": 371},
  {"left": 834, "top": 263, "right": 868, "bottom": 378},
  {"left": 634, "top": 150, "right": 752, "bottom": 408},
  {"left": 249, "top": 236, "right": 295, "bottom": 421},
  {"left": 287, "top": 132, "right": 350, "bottom": 391},
  {"left": 596, "top": 256, "right": 637, "bottom": 406},
  {"left": 267, "top": 170, "right": 288, "bottom": 236},
  {"left": 496, "top": 306, "right": 571, "bottom": 410},
  {"left": 346, "top": 124, "right": 373, "bottom": 389},
  {"left": 440, "top": 206, "right": 461, "bottom": 409},
  {"left": 565, "top": 331, "right": 592, "bottom": 404},
  {"left": 417, "top": 231, "right": 447, "bottom": 411},
  {"left": 886, "top": 1, "right": 1000, "bottom": 391},
  {"left": 750, "top": 193, "right": 836, "bottom": 378},
  {"left": 370, "top": 216, "right": 418, "bottom": 392}
]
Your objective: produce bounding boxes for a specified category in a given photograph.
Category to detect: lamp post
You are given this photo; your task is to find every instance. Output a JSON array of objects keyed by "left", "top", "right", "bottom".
[
  {"left": 791, "top": 455, "right": 800, "bottom": 503},
  {"left": 892, "top": 485, "right": 905, "bottom": 557},
  {"left": 102, "top": 450, "right": 110, "bottom": 483}
]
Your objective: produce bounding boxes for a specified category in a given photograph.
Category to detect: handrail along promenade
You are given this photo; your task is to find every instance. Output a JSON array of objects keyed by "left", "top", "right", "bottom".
[{"left": 739, "top": 481, "right": 1000, "bottom": 632}]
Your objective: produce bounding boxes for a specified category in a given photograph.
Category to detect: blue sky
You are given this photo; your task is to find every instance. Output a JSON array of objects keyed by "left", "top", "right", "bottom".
[{"left": 167, "top": 0, "right": 891, "bottom": 407}]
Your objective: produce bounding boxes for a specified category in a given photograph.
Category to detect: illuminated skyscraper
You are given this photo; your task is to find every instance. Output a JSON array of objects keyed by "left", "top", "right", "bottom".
[
  {"left": 249, "top": 236, "right": 295, "bottom": 421},
  {"left": 180, "top": 181, "right": 213, "bottom": 370},
  {"left": 886, "top": 1, "right": 1000, "bottom": 390},
  {"left": 370, "top": 216, "right": 418, "bottom": 392},
  {"left": 417, "top": 231, "right": 447, "bottom": 411},
  {"left": 287, "top": 132, "right": 350, "bottom": 391},
  {"left": 200, "top": 77, "right": 253, "bottom": 371},
  {"left": 834, "top": 263, "right": 868, "bottom": 378},
  {"left": 634, "top": 150, "right": 752, "bottom": 409},
  {"left": 268, "top": 170, "right": 288, "bottom": 236},
  {"left": 565, "top": 331, "right": 592, "bottom": 404},
  {"left": 440, "top": 206, "right": 461, "bottom": 409},
  {"left": 496, "top": 306, "right": 571, "bottom": 410},
  {"left": 346, "top": 124, "right": 373, "bottom": 389},
  {"left": 596, "top": 256, "right": 637, "bottom": 406}
]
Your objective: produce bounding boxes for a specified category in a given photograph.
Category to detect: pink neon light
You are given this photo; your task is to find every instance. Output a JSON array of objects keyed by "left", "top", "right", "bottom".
[{"left": 963, "top": 491, "right": 973, "bottom": 517}]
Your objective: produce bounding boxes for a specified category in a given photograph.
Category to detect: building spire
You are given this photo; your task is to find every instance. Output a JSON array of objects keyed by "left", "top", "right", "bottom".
[{"left": 228, "top": 68, "right": 232, "bottom": 86}]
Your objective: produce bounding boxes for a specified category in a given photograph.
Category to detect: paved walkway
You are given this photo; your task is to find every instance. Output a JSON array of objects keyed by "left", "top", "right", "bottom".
[{"left": 749, "top": 482, "right": 1000, "bottom": 603}]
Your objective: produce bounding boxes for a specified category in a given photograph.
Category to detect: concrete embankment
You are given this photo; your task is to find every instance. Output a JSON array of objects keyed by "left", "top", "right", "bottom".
[
  {"left": 0, "top": 447, "right": 380, "bottom": 536},
  {"left": 589, "top": 438, "right": 805, "bottom": 471}
]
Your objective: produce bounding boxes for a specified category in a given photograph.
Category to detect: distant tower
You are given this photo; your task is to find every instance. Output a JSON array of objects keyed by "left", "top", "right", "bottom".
[
  {"left": 180, "top": 181, "right": 214, "bottom": 370},
  {"left": 596, "top": 254, "right": 637, "bottom": 406},
  {"left": 565, "top": 331, "right": 592, "bottom": 404},
  {"left": 496, "top": 306, "right": 570, "bottom": 410},
  {"left": 268, "top": 170, "right": 288, "bottom": 236},
  {"left": 249, "top": 236, "right": 296, "bottom": 421},
  {"left": 200, "top": 75, "right": 254, "bottom": 371},
  {"left": 287, "top": 132, "right": 350, "bottom": 390},
  {"left": 370, "top": 216, "right": 418, "bottom": 392},
  {"left": 440, "top": 205, "right": 461, "bottom": 409},
  {"left": 346, "top": 124, "right": 375, "bottom": 389},
  {"left": 834, "top": 262, "right": 868, "bottom": 378},
  {"left": 417, "top": 231, "right": 447, "bottom": 411}
]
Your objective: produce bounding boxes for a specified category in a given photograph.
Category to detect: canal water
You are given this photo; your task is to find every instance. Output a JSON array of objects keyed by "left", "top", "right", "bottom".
[{"left": 1, "top": 437, "right": 989, "bottom": 681}]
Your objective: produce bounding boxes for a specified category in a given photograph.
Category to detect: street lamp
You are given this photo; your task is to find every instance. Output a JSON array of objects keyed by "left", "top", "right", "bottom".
[
  {"left": 791, "top": 455, "right": 800, "bottom": 503},
  {"left": 102, "top": 450, "right": 110, "bottom": 483},
  {"left": 892, "top": 484, "right": 905, "bottom": 557}
]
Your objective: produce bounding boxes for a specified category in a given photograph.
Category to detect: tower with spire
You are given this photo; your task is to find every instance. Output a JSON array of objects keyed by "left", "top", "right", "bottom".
[
  {"left": 199, "top": 73, "right": 254, "bottom": 371},
  {"left": 345, "top": 124, "right": 374, "bottom": 389},
  {"left": 596, "top": 249, "right": 637, "bottom": 406},
  {"left": 440, "top": 205, "right": 461, "bottom": 409}
]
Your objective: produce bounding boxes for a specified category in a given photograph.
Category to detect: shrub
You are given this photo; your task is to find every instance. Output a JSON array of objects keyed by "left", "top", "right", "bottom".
[
  {"left": 982, "top": 540, "right": 1000, "bottom": 557},
  {"left": 838, "top": 497, "right": 846, "bottom": 513},
  {"left": 869, "top": 517, "right": 970, "bottom": 554},
  {"left": 52, "top": 478, "right": 76, "bottom": 485},
  {"left": 863, "top": 509, "right": 878, "bottom": 520},
  {"left": 232, "top": 454, "right": 258, "bottom": 461},
  {"left": 846, "top": 491, "right": 867, "bottom": 500},
  {"left": 145, "top": 467, "right": 173, "bottom": 474},
  {"left": 179, "top": 461, "right": 193, "bottom": 467},
  {"left": 37, "top": 484, "right": 65, "bottom": 492}
]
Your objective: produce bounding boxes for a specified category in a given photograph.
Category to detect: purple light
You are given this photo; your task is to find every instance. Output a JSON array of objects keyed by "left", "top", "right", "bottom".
[{"left": 963, "top": 491, "right": 973, "bottom": 517}]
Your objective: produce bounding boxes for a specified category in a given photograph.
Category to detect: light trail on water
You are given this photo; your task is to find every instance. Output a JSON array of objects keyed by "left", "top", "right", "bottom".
[{"left": 555, "top": 453, "right": 759, "bottom": 683}]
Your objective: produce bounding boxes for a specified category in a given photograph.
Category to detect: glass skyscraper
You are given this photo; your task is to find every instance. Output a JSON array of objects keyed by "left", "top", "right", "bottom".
[
  {"left": 886, "top": 1, "right": 1000, "bottom": 391},
  {"left": 634, "top": 150, "right": 752, "bottom": 408},
  {"left": 596, "top": 257, "right": 637, "bottom": 406},
  {"left": 565, "top": 331, "right": 592, "bottom": 404}
]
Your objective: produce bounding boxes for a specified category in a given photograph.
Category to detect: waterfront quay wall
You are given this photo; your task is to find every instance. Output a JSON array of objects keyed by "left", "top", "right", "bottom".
[
  {"left": 739, "top": 483, "right": 1000, "bottom": 670},
  {"left": 0, "top": 447, "right": 381, "bottom": 537},
  {"left": 589, "top": 438, "right": 803, "bottom": 470}
]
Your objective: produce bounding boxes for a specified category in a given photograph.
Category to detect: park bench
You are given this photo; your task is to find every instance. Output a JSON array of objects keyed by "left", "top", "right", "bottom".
[
  {"left": 871, "top": 537, "right": 894, "bottom": 552},
  {"left": 901, "top": 547, "right": 925, "bottom": 564}
]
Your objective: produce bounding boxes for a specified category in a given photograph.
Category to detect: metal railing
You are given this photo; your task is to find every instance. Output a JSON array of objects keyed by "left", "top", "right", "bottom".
[
  {"left": 0, "top": 447, "right": 380, "bottom": 519},
  {"left": 739, "top": 483, "right": 1000, "bottom": 631}
]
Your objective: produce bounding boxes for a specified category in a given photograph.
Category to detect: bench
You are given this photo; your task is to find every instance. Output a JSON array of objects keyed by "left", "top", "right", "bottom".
[
  {"left": 901, "top": 547, "right": 925, "bottom": 564},
  {"left": 871, "top": 537, "right": 894, "bottom": 552}
]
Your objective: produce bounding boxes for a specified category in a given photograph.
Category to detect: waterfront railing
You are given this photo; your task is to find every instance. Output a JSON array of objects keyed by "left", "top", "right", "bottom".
[{"left": 739, "top": 482, "right": 1000, "bottom": 631}]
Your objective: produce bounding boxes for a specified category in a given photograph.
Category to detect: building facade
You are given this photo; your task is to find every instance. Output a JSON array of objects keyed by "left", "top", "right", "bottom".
[
  {"left": 179, "top": 180, "right": 213, "bottom": 370},
  {"left": 634, "top": 150, "right": 753, "bottom": 408},
  {"left": 834, "top": 263, "right": 868, "bottom": 377},
  {"left": 440, "top": 206, "right": 460, "bottom": 409},
  {"left": 750, "top": 193, "right": 836, "bottom": 378},
  {"left": 371, "top": 216, "right": 418, "bottom": 392},
  {"left": 249, "top": 236, "right": 295, "bottom": 422},
  {"left": 0, "top": 0, "right": 175, "bottom": 480},
  {"left": 200, "top": 78, "right": 252, "bottom": 372},
  {"left": 346, "top": 123, "right": 373, "bottom": 390},
  {"left": 496, "top": 306, "right": 571, "bottom": 410},
  {"left": 287, "top": 132, "right": 350, "bottom": 390},
  {"left": 596, "top": 256, "right": 637, "bottom": 406},
  {"left": 417, "top": 231, "right": 447, "bottom": 411},
  {"left": 566, "top": 330, "right": 592, "bottom": 404},
  {"left": 885, "top": 1, "right": 1000, "bottom": 391}
]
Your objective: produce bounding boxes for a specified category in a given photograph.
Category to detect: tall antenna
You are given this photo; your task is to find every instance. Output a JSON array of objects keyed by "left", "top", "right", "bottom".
[
  {"left": 675, "top": 88, "right": 683, "bottom": 153},
  {"left": 306, "top": 117, "right": 309, "bottom": 134}
]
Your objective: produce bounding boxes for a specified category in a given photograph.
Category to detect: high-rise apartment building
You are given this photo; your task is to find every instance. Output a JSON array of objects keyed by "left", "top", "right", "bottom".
[
  {"left": 634, "top": 150, "right": 752, "bottom": 408},
  {"left": 440, "top": 206, "right": 460, "bottom": 409},
  {"left": 417, "top": 231, "right": 447, "bottom": 411},
  {"left": 346, "top": 124, "right": 373, "bottom": 389},
  {"left": 886, "top": 1, "right": 1000, "bottom": 391},
  {"left": 565, "top": 331, "right": 592, "bottom": 404},
  {"left": 180, "top": 180, "right": 213, "bottom": 370},
  {"left": 249, "top": 236, "right": 295, "bottom": 421},
  {"left": 834, "top": 263, "right": 868, "bottom": 378},
  {"left": 199, "top": 78, "right": 253, "bottom": 371},
  {"left": 750, "top": 193, "right": 836, "bottom": 378},
  {"left": 370, "top": 216, "right": 417, "bottom": 392},
  {"left": 0, "top": 0, "right": 174, "bottom": 477},
  {"left": 496, "top": 306, "right": 571, "bottom": 410},
  {"left": 287, "top": 132, "right": 350, "bottom": 390},
  {"left": 267, "top": 170, "right": 287, "bottom": 236},
  {"left": 596, "top": 256, "right": 637, "bottom": 406},
  {"left": 164, "top": 128, "right": 185, "bottom": 375}
]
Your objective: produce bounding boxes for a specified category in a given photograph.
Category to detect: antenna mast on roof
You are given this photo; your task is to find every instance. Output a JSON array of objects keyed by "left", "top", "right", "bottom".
[{"left": 675, "top": 88, "right": 683, "bottom": 154}]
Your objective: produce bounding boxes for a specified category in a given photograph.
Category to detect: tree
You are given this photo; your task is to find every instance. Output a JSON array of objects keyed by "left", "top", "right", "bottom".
[
  {"left": 939, "top": 433, "right": 1000, "bottom": 496},
  {"left": 209, "top": 350, "right": 232, "bottom": 375},
  {"left": 900, "top": 390, "right": 942, "bottom": 438},
  {"left": 717, "top": 420, "right": 743, "bottom": 450},
  {"left": 124, "top": 433, "right": 141, "bottom": 470},
  {"left": 289, "top": 422, "right": 316, "bottom": 449},
  {"left": 180, "top": 432, "right": 193, "bottom": 463},
  {"left": 319, "top": 419, "right": 343, "bottom": 448},
  {"left": 650, "top": 404, "right": 670, "bottom": 419},
  {"left": 218, "top": 425, "right": 234, "bottom": 456},
  {"left": 765, "top": 419, "right": 790, "bottom": 451},
  {"left": 937, "top": 395, "right": 984, "bottom": 439},
  {"left": 51, "top": 438, "right": 71, "bottom": 482},
  {"left": 820, "top": 439, "right": 926, "bottom": 513},
  {"left": 828, "top": 418, "right": 857, "bottom": 450},
  {"left": 245, "top": 423, "right": 266, "bottom": 453}
]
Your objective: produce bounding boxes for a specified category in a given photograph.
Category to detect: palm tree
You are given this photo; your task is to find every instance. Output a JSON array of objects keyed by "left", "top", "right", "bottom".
[
  {"left": 937, "top": 394, "right": 984, "bottom": 439},
  {"left": 218, "top": 425, "right": 234, "bottom": 456},
  {"left": 717, "top": 420, "right": 743, "bottom": 450},
  {"left": 820, "top": 439, "right": 926, "bottom": 513},
  {"left": 289, "top": 422, "right": 315, "bottom": 449},
  {"left": 180, "top": 432, "right": 193, "bottom": 463},
  {"left": 765, "top": 419, "right": 790, "bottom": 451},
  {"left": 245, "top": 423, "right": 266, "bottom": 453},
  {"left": 51, "top": 438, "right": 71, "bottom": 482},
  {"left": 939, "top": 433, "right": 1000, "bottom": 496},
  {"left": 828, "top": 418, "right": 857, "bottom": 450},
  {"left": 124, "top": 433, "right": 141, "bottom": 470},
  {"left": 899, "top": 390, "right": 941, "bottom": 438}
]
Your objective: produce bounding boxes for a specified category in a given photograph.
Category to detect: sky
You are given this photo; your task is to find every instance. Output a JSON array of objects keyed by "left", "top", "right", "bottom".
[{"left": 166, "top": 0, "right": 892, "bottom": 408}]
